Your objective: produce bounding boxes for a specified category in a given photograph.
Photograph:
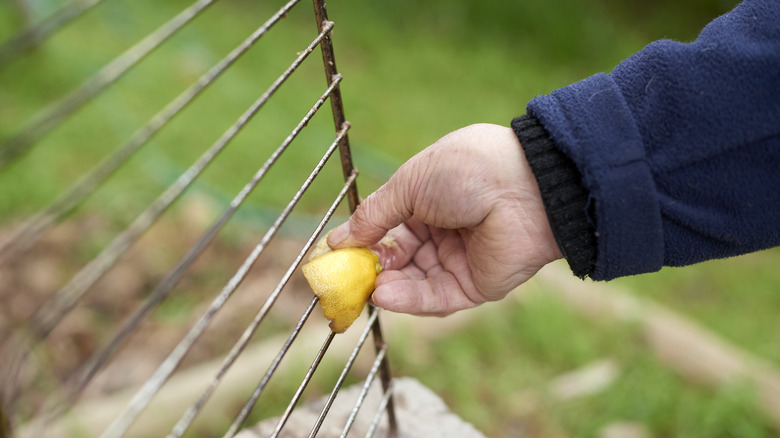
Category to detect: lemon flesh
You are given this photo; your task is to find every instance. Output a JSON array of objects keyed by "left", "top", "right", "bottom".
[{"left": 302, "top": 247, "right": 382, "bottom": 333}]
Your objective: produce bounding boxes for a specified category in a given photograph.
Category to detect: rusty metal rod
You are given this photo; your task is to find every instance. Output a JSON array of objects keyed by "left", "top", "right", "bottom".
[
  {"left": 308, "top": 309, "right": 382, "bottom": 438},
  {"left": 368, "top": 306, "right": 398, "bottom": 436},
  {"left": 364, "top": 380, "right": 395, "bottom": 438},
  {"left": 170, "top": 134, "right": 353, "bottom": 438},
  {"left": 311, "top": 1, "right": 399, "bottom": 435},
  {"left": 220, "top": 172, "right": 358, "bottom": 438},
  {"left": 19, "top": 20, "right": 334, "bottom": 355},
  {"left": 312, "top": 0, "right": 358, "bottom": 212},
  {"left": 340, "top": 345, "right": 388, "bottom": 438},
  {"left": 220, "top": 175, "right": 358, "bottom": 438},
  {"left": 269, "top": 332, "right": 337, "bottom": 438},
  {"left": 0, "top": 0, "right": 303, "bottom": 269},
  {"left": 0, "top": 0, "right": 221, "bottom": 168},
  {"left": 99, "top": 110, "right": 344, "bottom": 438},
  {"left": 3, "top": 3, "right": 396, "bottom": 437},
  {"left": 66, "top": 76, "right": 344, "bottom": 411},
  {"left": 220, "top": 296, "right": 320, "bottom": 438}
]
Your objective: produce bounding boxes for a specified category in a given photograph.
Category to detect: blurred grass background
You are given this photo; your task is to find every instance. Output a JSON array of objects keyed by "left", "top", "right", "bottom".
[{"left": 3, "top": 0, "right": 780, "bottom": 437}]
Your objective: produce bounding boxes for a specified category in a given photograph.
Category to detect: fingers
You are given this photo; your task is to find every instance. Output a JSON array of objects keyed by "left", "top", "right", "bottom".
[
  {"left": 371, "top": 228, "right": 485, "bottom": 316},
  {"left": 358, "top": 218, "right": 429, "bottom": 270},
  {"left": 328, "top": 162, "right": 421, "bottom": 249},
  {"left": 371, "top": 270, "right": 481, "bottom": 316}
]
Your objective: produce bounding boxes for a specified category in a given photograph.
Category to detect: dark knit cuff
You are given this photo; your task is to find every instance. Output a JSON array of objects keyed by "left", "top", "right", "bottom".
[{"left": 511, "top": 114, "right": 596, "bottom": 279}]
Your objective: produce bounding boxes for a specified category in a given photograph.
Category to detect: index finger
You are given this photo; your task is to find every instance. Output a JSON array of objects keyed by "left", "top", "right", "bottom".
[{"left": 328, "top": 152, "right": 426, "bottom": 249}]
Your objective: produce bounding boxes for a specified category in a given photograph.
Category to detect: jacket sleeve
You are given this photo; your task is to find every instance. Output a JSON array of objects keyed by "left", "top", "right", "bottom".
[{"left": 513, "top": 0, "right": 780, "bottom": 281}]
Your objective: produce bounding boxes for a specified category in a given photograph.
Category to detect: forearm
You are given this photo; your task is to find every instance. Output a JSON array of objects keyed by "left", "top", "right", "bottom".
[{"left": 515, "top": 0, "right": 780, "bottom": 280}]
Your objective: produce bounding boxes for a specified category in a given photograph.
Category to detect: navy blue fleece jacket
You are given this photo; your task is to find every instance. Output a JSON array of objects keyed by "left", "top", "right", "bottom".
[{"left": 512, "top": 0, "right": 780, "bottom": 281}]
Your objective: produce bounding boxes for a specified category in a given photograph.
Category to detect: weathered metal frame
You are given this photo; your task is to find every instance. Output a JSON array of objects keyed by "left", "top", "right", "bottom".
[{"left": 0, "top": 0, "right": 398, "bottom": 436}]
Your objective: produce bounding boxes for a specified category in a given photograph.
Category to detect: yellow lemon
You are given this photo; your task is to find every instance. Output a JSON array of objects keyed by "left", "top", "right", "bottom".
[{"left": 302, "top": 247, "right": 382, "bottom": 333}]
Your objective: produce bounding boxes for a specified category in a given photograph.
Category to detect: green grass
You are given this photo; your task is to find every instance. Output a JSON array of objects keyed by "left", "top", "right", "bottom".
[
  {"left": 6, "top": 1, "right": 776, "bottom": 437},
  {"left": 388, "top": 248, "right": 780, "bottom": 437},
  {"left": 391, "top": 277, "right": 778, "bottom": 437},
  {"left": 614, "top": 247, "right": 780, "bottom": 364}
]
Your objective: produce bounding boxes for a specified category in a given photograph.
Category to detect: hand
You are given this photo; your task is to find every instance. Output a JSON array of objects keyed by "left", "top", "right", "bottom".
[{"left": 327, "top": 124, "right": 562, "bottom": 316}]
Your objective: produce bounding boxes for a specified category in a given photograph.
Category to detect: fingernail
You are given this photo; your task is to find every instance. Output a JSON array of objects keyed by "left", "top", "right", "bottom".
[
  {"left": 327, "top": 222, "right": 350, "bottom": 248},
  {"left": 369, "top": 292, "right": 385, "bottom": 309}
]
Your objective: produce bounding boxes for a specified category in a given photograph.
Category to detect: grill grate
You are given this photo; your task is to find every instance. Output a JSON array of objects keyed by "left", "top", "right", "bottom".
[{"left": 0, "top": 1, "right": 398, "bottom": 436}]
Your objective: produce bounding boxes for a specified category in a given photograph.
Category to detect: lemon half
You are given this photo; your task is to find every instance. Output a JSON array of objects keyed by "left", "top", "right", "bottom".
[{"left": 302, "top": 247, "right": 382, "bottom": 333}]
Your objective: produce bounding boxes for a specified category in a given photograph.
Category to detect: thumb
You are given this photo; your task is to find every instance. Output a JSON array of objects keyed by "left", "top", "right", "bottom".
[{"left": 328, "top": 164, "right": 418, "bottom": 249}]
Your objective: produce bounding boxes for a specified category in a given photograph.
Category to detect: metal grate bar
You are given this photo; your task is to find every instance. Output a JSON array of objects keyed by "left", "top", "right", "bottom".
[
  {"left": 368, "top": 307, "right": 398, "bottom": 436},
  {"left": 212, "top": 170, "right": 354, "bottom": 436},
  {"left": 0, "top": 0, "right": 107, "bottom": 66},
  {"left": 220, "top": 172, "right": 358, "bottom": 438},
  {"left": 65, "top": 75, "right": 344, "bottom": 411},
  {"left": 0, "top": 0, "right": 303, "bottom": 269},
  {"left": 364, "top": 380, "right": 395, "bottom": 438},
  {"left": 308, "top": 309, "right": 382, "bottom": 438},
  {"left": 167, "top": 135, "right": 354, "bottom": 438},
  {"left": 21, "top": 20, "right": 335, "bottom": 353},
  {"left": 311, "top": 1, "right": 398, "bottom": 434},
  {"left": 99, "top": 121, "right": 350, "bottom": 438},
  {"left": 340, "top": 344, "right": 389, "bottom": 438},
  {"left": 183, "top": 296, "right": 320, "bottom": 438},
  {"left": 2, "top": 2, "right": 400, "bottom": 436},
  {"left": 268, "top": 331, "right": 338, "bottom": 438},
  {"left": 0, "top": 0, "right": 222, "bottom": 169},
  {"left": 312, "top": 0, "right": 358, "bottom": 212},
  {"left": 221, "top": 296, "right": 321, "bottom": 438}
]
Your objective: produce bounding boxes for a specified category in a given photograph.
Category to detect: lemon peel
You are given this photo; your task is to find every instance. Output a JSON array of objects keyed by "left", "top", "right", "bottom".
[{"left": 302, "top": 233, "right": 382, "bottom": 333}]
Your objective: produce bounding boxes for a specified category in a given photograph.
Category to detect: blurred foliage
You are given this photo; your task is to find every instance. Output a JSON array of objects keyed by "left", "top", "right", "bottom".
[
  {"left": 0, "top": 0, "right": 739, "bottom": 221},
  {"left": 392, "top": 269, "right": 779, "bottom": 437},
  {"left": 614, "top": 248, "right": 780, "bottom": 364}
]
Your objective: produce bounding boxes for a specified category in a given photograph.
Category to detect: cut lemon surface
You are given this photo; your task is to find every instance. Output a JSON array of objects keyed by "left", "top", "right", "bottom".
[{"left": 302, "top": 246, "right": 382, "bottom": 333}]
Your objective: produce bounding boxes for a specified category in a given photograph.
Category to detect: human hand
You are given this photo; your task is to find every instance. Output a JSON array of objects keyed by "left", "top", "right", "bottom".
[{"left": 327, "top": 123, "right": 562, "bottom": 316}]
